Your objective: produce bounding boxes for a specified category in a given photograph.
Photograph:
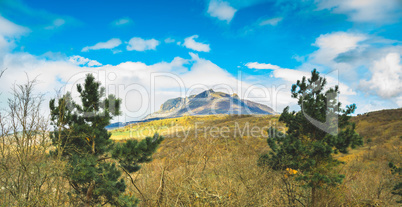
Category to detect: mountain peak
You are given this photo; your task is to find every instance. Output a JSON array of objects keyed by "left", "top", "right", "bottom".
[
  {"left": 146, "top": 90, "right": 276, "bottom": 119},
  {"left": 194, "top": 89, "right": 214, "bottom": 98}
]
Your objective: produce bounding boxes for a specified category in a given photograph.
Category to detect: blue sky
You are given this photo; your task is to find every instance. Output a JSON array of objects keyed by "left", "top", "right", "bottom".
[{"left": 0, "top": 0, "right": 401, "bottom": 121}]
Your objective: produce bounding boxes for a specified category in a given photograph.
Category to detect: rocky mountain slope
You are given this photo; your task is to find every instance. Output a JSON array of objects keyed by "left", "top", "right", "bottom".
[{"left": 146, "top": 89, "right": 276, "bottom": 119}]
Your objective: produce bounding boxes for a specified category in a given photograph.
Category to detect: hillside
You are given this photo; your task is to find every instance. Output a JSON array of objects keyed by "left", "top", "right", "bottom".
[
  {"left": 353, "top": 108, "right": 402, "bottom": 142},
  {"left": 337, "top": 108, "right": 402, "bottom": 162},
  {"left": 145, "top": 89, "right": 276, "bottom": 119},
  {"left": 110, "top": 108, "right": 402, "bottom": 206}
]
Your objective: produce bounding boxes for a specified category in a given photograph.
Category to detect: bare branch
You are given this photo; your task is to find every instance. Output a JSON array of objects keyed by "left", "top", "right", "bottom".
[{"left": 0, "top": 68, "right": 7, "bottom": 79}]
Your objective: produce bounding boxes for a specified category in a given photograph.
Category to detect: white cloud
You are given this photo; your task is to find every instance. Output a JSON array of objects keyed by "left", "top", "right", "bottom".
[
  {"left": 308, "top": 31, "right": 402, "bottom": 100},
  {"left": 272, "top": 68, "right": 309, "bottom": 83},
  {"left": 396, "top": 96, "right": 402, "bottom": 107},
  {"left": 82, "top": 38, "right": 122, "bottom": 52},
  {"left": 245, "top": 62, "right": 282, "bottom": 70},
  {"left": 259, "top": 17, "right": 283, "bottom": 26},
  {"left": 245, "top": 62, "right": 302, "bottom": 82},
  {"left": 276, "top": 68, "right": 355, "bottom": 96},
  {"left": 0, "top": 51, "right": 262, "bottom": 121},
  {"left": 181, "top": 53, "right": 240, "bottom": 88},
  {"left": 0, "top": 15, "right": 29, "bottom": 53},
  {"left": 126, "top": 37, "right": 159, "bottom": 51},
  {"left": 0, "top": 16, "right": 27, "bottom": 37},
  {"left": 360, "top": 53, "right": 402, "bottom": 98},
  {"left": 1, "top": 45, "right": 292, "bottom": 121},
  {"left": 45, "top": 18, "right": 65, "bottom": 30},
  {"left": 316, "top": 0, "right": 402, "bottom": 24},
  {"left": 183, "top": 35, "right": 210, "bottom": 52},
  {"left": 311, "top": 32, "right": 367, "bottom": 66},
  {"left": 112, "top": 17, "right": 132, "bottom": 26},
  {"left": 245, "top": 61, "right": 356, "bottom": 99},
  {"left": 164, "top": 38, "right": 175, "bottom": 43},
  {"left": 207, "top": 0, "right": 237, "bottom": 23},
  {"left": 112, "top": 49, "right": 122, "bottom": 54},
  {"left": 69, "top": 55, "right": 102, "bottom": 67},
  {"left": 206, "top": 0, "right": 276, "bottom": 24}
]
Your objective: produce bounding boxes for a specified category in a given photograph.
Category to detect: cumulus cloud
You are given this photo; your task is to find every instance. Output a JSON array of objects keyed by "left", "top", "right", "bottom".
[
  {"left": 2, "top": 49, "right": 286, "bottom": 121},
  {"left": 308, "top": 31, "right": 402, "bottom": 101},
  {"left": 259, "top": 17, "right": 283, "bottom": 26},
  {"left": 112, "top": 17, "right": 133, "bottom": 26},
  {"left": 81, "top": 38, "right": 122, "bottom": 52},
  {"left": 0, "top": 15, "right": 29, "bottom": 53},
  {"left": 310, "top": 32, "right": 367, "bottom": 66},
  {"left": 0, "top": 19, "right": 238, "bottom": 119},
  {"left": 181, "top": 53, "right": 241, "bottom": 88},
  {"left": 183, "top": 35, "right": 210, "bottom": 52},
  {"left": 360, "top": 53, "right": 402, "bottom": 98},
  {"left": 333, "top": 38, "right": 402, "bottom": 67},
  {"left": 207, "top": 0, "right": 237, "bottom": 23},
  {"left": 0, "top": 16, "right": 28, "bottom": 36},
  {"left": 126, "top": 37, "right": 159, "bottom": 51},
  {"left": 316, "top": 0, "right": 402, "bottom": 24},
  {"left": 69, "top": 55, "right": 102, "bottom": 67}
]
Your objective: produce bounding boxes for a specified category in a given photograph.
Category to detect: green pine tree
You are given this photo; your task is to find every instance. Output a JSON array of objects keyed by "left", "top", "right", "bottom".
[
  {"left": 49, "top": 74, "right": 163, "bottom": 206},
  {"left": 258, "top": 69, "right": 363, "bottom": 206}
]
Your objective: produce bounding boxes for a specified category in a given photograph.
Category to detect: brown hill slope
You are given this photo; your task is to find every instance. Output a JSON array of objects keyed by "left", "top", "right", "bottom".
[
  {"left": 353, "top": 108, "right": 402, "bottom": 141},
  {"left": 111, "top": 108, "right": 402, "bottom": 206}
]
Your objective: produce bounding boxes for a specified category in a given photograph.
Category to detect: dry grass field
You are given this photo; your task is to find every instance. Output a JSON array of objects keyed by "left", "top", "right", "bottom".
[
  {"left": 1, "top": 109, "right": 400, "bottom": 206},
  {"left": 109, "top": 108, "right": 402, "bottom": 206}
]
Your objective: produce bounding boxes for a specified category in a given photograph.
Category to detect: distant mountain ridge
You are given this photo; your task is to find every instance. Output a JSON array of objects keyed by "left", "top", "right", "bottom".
[{"left": 145, "top": 89, "right": 276, "bottom": 119}]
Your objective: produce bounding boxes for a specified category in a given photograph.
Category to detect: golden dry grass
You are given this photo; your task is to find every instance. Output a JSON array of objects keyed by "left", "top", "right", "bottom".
[
  {"left": 3, "top": 108, "right": 399, "bottom": 206},
  {"left": 111, "top": 109, "right": 402, "bottom": 206}
]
